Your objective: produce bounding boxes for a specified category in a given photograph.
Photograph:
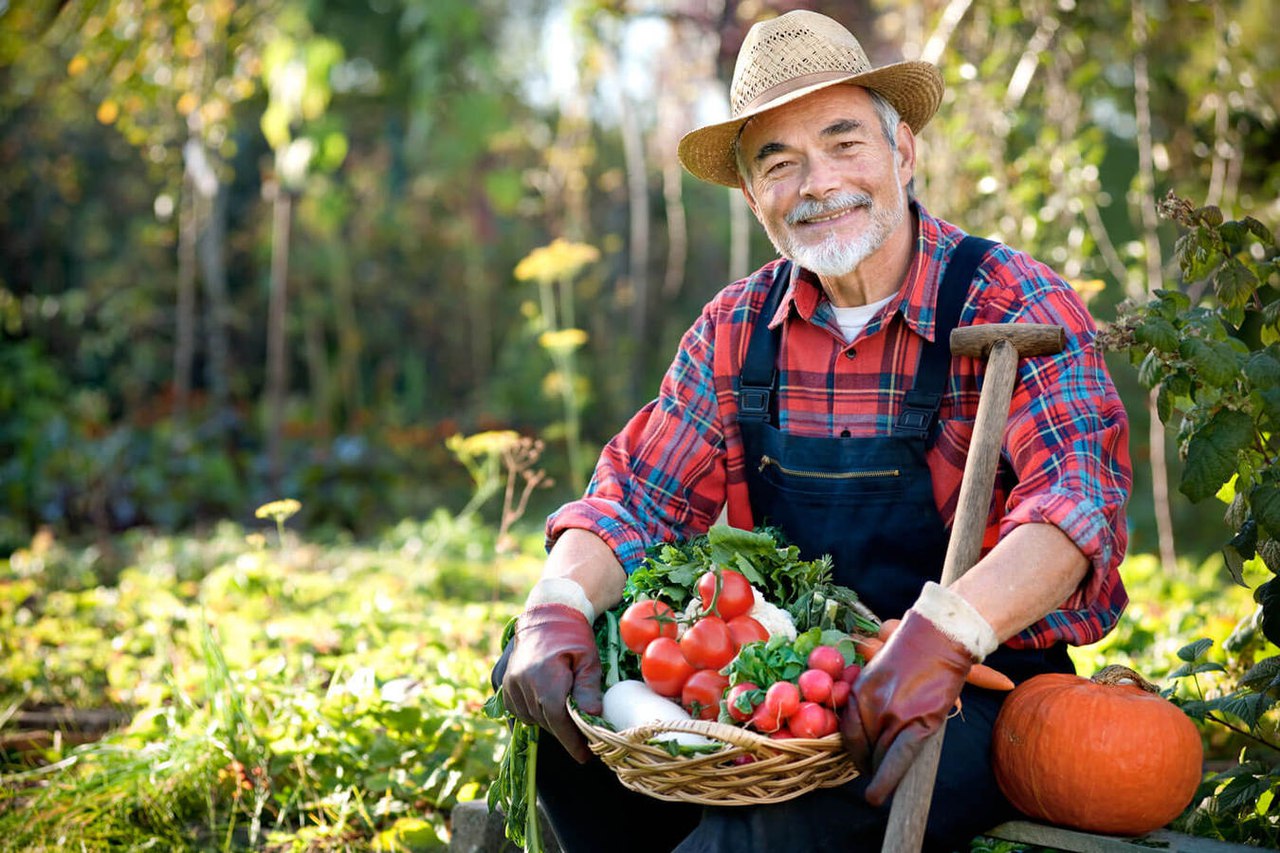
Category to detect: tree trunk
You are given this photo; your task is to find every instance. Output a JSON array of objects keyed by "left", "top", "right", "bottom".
[
  {"left": 174, "top": 169, "right": 198, "bottom": 420},
  {"left": 197, "top": 181, "right": 231, "bottom": 413},
  {"left": 1132, "top": 0, "right": 1178, "bottom": 574},
  {"left": 266, "top": 184, "right": 294, "bottom": 492}
]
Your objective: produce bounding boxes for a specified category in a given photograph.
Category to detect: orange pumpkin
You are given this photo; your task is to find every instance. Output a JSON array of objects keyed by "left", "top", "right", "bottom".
[{"left": 991, "top": 666, "right": 1203, "bottom": 836}]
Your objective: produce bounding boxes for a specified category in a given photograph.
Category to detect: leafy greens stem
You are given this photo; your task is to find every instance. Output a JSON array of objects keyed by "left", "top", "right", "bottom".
[{"left": 524, "top": 726, "right": 542, "bottom": 853}]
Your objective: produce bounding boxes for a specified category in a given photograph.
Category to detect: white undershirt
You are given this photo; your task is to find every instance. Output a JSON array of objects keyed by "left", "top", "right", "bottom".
[{"left": 831, "top": 294, "right": 895, "bottom": 342}]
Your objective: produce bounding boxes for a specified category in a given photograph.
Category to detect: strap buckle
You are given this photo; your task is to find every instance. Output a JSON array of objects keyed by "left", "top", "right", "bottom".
[
  {"left": 738, "top": 378, "right": 775, "bottom": 424},
  {"left": 896, "top": 389, "right": 942, "bottom": 439}
]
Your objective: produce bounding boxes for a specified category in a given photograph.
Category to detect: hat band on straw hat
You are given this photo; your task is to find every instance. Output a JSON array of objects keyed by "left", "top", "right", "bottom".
[{"left": 739, "top": 70, "right": 860, "bottom": 116}]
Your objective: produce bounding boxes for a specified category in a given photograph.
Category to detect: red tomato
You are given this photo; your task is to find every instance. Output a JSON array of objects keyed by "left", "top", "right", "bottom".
[
  {"left": 682, "top": 669, "right": 730, "bottom": 720},
  {"left": 726, "top": 615, "right": 770, "bottom": 649},
  {"left": 696, "top": 569, "right": 754, "bottom": 620},
  {"left": 807, "top": 645, "right": 846, "bottom": 680},
  {"left": 840, "top": 664, "right": 862, "bottom": 685},
  {"left": 725, "top": 682, "right": 760, "bottom": 723},
  {"left": 797, "top": 668, "right": 833, "bottom": 704},
  {"left": 764, "top": 681, "right": 801, "bottom": 722},
  {"left": 788, "top": 702, "right": 838, "bottom": 738},
  {"left": 829, "top": 679, "right": 850, "bottom": 709},
  {"left": 641, "top": 637, "right": 696, "bottom": 698},
  {"left": 618, "top": 599, "right": 678, "bottom": 655},
  {"left": 679, "top": 616, "right": 737, "bottom": 670}
]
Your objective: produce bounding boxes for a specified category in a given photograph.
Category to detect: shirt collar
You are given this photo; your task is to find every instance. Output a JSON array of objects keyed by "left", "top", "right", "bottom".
[{"left": 767, "top": 202, "right": 947, "bottom": 342}]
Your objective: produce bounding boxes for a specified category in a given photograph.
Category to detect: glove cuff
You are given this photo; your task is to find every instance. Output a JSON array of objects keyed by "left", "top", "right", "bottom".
[
  {"left": 525, "top": 577, "right": 596, "bottom": 624},
  {"left": 910, "top": 581, "right": 999, "bottom": 660}
]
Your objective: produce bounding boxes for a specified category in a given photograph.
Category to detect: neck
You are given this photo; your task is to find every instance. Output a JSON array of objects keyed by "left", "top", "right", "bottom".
[{"left": 817, "top": 209, "right": 918, "bottom": 308}]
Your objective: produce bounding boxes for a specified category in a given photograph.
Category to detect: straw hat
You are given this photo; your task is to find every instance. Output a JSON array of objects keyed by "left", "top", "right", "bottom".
[{"left": 678, "top": 10, "right": 944, "bottom": 187}]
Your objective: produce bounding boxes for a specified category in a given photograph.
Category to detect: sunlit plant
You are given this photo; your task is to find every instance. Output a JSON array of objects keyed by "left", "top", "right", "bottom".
[
  {"left": 514, "top": 239, "right": 600, "bottom": 492},
  {"left": 254, "top": 498, "right": 301, "bottom": 548}
]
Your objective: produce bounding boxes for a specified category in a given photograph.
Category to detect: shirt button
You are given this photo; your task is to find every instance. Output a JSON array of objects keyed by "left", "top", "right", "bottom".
[{"left": 844, "top": 349, "right": 856, "bottom": 359}]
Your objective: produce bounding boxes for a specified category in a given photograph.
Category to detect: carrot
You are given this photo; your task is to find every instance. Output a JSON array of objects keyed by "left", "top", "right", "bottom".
[
  {"left": 866, "top": 619, "right": 1015, "bottom": 691},
  {"left": 876, "top": 618, "right": 901, "bottom": 641},
  {"left": 853, "top": 635, "right": 884, "bottom": 663},
  {"left": 966, "top": 663, "right": 1015, "bottom": 691}
]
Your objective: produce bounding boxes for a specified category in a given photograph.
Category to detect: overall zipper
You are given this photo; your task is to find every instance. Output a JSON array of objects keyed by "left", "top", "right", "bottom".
[{"left": 758, "top": 455, "right": 901, "bottom": 480}]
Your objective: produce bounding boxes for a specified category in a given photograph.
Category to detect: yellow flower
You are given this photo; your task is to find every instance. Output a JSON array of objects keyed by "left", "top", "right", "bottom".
[
  {"left": 254, "top": 498, "right": 302, "bottom": 522},
  {"left": 446, "top": 430, "right": 521, "bottom": 460},
  {"left": 514, "top": 239, "right": 599, "bottom": 284},
  {"left": 1068, "top": 278, "right": 1106, "bottom": 305},
  {"left": 538, "top": 328, "right": 589, "bottom": 354}
]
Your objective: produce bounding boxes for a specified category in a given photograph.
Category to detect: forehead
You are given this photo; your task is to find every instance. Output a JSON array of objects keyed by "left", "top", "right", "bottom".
[{"left": 739, "top": 85, "right": 879, "bottom": 153}]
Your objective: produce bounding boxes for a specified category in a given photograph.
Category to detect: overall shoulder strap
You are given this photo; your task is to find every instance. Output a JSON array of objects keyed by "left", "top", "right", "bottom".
[
  {"left": 895, "top": 235, "right": 996, "bottom": 440},
  {"left": 737, "top": 263, "right": 792, "bottom": 425}
]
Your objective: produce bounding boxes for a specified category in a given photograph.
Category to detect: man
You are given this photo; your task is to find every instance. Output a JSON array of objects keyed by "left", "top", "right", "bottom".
[{"left": 496, "top": 9, "right": 1131, "bottom": 852}]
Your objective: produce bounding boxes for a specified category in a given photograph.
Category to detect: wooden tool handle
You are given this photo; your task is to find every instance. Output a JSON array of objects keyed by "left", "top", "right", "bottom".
[
  {"left": 950, "top": 323, "right": 1065, "bottom": 360},
  {"left": 880, "top": 337, "right": 1027, "bottom": 851}
]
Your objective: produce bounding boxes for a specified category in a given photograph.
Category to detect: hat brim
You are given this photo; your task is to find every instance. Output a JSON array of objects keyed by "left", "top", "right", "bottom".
[{"left": 677, "top": 61, "right": 944, "bottom": 187}]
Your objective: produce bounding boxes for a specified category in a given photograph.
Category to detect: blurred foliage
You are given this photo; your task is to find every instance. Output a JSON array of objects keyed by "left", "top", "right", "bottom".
[
  {"left": 1, "top": 0, "right": 1277, "bottom": 557},
  {"left": 1096, "top": 195, "right": 1280, "bottom": 846},
  {"left": 0, "top": 511, "right": 543, "bottom": 849}
]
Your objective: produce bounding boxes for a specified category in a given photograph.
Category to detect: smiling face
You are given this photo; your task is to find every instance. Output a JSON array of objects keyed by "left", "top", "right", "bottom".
[{"left": 737, "top": 85, "right": 916, "bottom": 291}]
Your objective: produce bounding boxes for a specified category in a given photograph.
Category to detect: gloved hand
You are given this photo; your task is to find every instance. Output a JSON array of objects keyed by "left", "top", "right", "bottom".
[
  {"left": 841, "top": 582, "right": 998, "bottom": 806},
  {"left": 501, "top": 602, "right": 603, "bottom": 764}
]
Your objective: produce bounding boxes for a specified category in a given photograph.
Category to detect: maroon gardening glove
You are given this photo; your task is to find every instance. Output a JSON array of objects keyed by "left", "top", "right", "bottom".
[
  {"left": 840, "top": 609, "right": 976, "bottom": 806},
  {"left": 501, "top": 603, "right": 603, "bottom": 764}
]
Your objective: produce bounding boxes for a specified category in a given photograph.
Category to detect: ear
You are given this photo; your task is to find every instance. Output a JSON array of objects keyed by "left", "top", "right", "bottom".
[
  {"left": 894, "top": 121, "right": 916, "bottom": 189},
  {"left": 738, "top": 178, "right": 761, "bottom": 219}
]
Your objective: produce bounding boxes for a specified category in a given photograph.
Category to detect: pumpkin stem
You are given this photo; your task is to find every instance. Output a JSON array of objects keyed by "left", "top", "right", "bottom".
[{"left": 1091, "top": 664, "right": 1160, "bottom": 694}]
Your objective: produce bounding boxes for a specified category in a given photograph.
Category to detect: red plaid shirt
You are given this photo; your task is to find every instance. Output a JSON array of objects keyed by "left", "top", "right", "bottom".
[{"left": 550, "top": 205, "right": 1131, "bottom": 648}]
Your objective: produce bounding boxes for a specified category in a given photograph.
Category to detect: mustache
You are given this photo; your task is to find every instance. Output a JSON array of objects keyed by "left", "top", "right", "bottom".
[{"left": 786, "top": 192, "right": 873, "bottom": 226}]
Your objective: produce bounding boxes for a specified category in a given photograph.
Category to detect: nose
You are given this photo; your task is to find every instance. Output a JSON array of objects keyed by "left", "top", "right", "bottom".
[{"left": 798, "top": 154, "right": 842, "bottom": 200}]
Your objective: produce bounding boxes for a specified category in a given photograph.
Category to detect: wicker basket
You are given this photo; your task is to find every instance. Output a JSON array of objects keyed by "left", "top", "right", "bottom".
[{"left": 567, "top": 700, "right": 857, "bottom": 806}]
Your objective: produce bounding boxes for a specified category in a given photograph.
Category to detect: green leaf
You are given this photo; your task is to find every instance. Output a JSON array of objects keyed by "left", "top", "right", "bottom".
[
  {"left": 1156, "top": 383, "right": 1173, "bottom": 423},
  {"left": 1254, "top": 388, "right": 1280, "bottom": 431},
  {"left": 1168, "top": 661, "right": 1228, "bottom": 678},
  {"left": 1241, "top": 216, "right": 1276, "bottom": 246},
  {"left": 1177, "top": 637, "right": 1214, "bottom": 662},
  {"left": 1180, "top": 408, "right": 1255, "bottom": 502},
  {"left": 1224, "top": 518, "right": 1257, "bottom": 587},
  {"left": 1257, "top": 578, "right": 1280, "bottom": 647},
  {"left": 1239, "top": 656, "right": 1280, "bottom": 692},
  {"left": 1216, "top": 691, "right": 1274, "bottom": 729},
  {"left": 1215, "top": 773, "right": 1272, "bottom": 812},
  {"left": 1137, "top": 350, "right": 1164, "bottom": 389},
  {"left": 1153, "top": 288, "right": 1192, "bottom": 315},
  {"left": 1175, "top": 230, "right": 1219, "bottom": 280},
  {"left": 1135, "top": 316, "right": 1181, "bottom": 354},
  {"left": 1215, "top": 258, "right": 1260, "bottom": 309},
  {"left": 1244, "top": 351, "right": 1280, "bottom": 389},
  {"left": 1258, "top": 538, "right": 1280, "bottom": 575},
  {"left": 1165, "top": 370, "right": 1192, "bottom": 398},
  {"left": 1251, "top": 483, "right": 1280, "bottom": 540},
  {"left": 1179, "top": 338, "right": 1242, "bottom": 388}
]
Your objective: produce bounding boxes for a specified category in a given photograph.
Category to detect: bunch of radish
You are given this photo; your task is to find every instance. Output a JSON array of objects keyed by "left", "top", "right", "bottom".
[{"left": 722, "top": 642, "right": 860, "bottom": 739}]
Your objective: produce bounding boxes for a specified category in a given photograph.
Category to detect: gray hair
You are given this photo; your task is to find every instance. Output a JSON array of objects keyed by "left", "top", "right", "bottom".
[{"left": 734, "top": 86, "right": 915, "bottom": 199}]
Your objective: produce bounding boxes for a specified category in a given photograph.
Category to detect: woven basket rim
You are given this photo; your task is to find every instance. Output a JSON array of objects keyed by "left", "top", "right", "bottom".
[{"left": 568, "top": 699, "right": 858, "bottom": 805}]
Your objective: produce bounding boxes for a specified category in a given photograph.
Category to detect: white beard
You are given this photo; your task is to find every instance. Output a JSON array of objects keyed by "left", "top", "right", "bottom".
[{"left": 765, "top": 185, "right": 906, "bottom": 277}]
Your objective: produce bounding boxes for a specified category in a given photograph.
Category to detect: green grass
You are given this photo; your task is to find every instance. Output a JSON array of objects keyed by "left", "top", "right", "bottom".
[{"left": 0, "top": 516, "right": 1275, "bottom": 850}]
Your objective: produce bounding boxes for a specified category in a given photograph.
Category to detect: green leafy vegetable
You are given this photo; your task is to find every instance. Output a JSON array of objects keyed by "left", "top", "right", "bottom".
[{"left": 483, "top": 617, "right": 544, "bottom": 852}]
